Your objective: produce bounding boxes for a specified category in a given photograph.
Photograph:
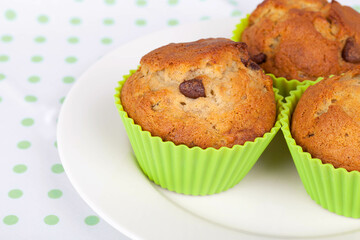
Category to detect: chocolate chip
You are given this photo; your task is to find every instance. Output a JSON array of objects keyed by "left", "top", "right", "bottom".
[
  {"left": 342, "top": 37, "right": 360, "bottom": 63},
  {"left": 251, "top": 53, "right": 267, "bottom": 64},
  {"left": 248, "top": 61, "right": 261, "bottom": 70},
  {"left": 241, "top": 58, "right": 249, "bottom": 66},
  {"left": 179, "top": 79, "right": 206, "bottom": 99}
]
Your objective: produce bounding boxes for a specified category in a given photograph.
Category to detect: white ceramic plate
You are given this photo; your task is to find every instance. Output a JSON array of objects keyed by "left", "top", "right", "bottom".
[{"left": 57, "top": 18, "right": 360, "bottom": 240}]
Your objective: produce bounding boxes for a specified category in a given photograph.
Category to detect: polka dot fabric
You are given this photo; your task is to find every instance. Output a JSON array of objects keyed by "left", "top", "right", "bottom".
[{"left": 0, "top": 0, "right": 358, "bottom": 239}]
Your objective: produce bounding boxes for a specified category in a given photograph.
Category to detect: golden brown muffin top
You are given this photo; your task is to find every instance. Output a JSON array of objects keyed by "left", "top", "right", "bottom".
[
  {"left": 242, "top": 0, "right": 360, "bottom": 81},
  {"left": 291, "top": 68, "right": 360, "bottom": 171},
  {"left": 141, "top": 38, "right": 248, "bottom": 72},
  {"left": 121, "top": 38, "right": 276, "bottom": 149}
]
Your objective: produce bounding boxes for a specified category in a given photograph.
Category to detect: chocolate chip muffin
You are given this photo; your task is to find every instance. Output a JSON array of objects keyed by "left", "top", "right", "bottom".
[
  {"left": 120, "top": 38, "right": 276, "bottom": 149},
  {"left": 242, "top": 0, "right": 360, "bottom": 81},
  {"left": 291, "top": 68, "right": 360, "bottom": 171}
]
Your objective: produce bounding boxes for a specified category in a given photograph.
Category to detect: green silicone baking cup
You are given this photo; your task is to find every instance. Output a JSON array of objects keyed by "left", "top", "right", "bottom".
[
  {"left": 114, "top": 69, "right": 283, "bottom": 195},
  {"left": 280, "top": 83, "right": 360, "bottom": 218},
  {"left": 231, "top": 15, "right": 323, "bottom": 97}
]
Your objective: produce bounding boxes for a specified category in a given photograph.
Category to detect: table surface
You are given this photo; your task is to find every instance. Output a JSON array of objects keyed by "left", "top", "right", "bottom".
[{"left": 1, "top": 0, "right": 359, "bottom": 239}]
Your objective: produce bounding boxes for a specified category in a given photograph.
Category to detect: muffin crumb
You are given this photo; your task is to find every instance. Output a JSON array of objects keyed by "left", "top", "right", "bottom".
[
  {"left": 242, "top": 0, "right": 360, "bottom": 81},
  {"left": 292, "top": 68, "right": 360, "bottom": 171},
  {"left": 121, "top": 38, "right": 276, "bottom": 149}
]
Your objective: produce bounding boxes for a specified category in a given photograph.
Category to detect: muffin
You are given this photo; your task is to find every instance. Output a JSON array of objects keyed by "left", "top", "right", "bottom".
[
  {"left": 280, "top": 68, "right": 360, "bottom": 217},
  {"left": 115, "top": 38, "right": 282, "bottom": 195},
  {"left": 291, "top": 68, "right": 360, "bottom": 172},
  {"left": 241, "top": 0, "right": 360, "bottom": 81},
  {"left": 121, "top": 38, "right": 276, "bottom": 149}
]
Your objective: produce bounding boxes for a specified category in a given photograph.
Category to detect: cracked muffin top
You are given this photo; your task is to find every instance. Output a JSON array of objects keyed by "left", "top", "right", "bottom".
[
  {"left": 242, "top": 0, "right": 360, "bottom": 81},
  {"left": 120, "top": 38, "right": 276, "bottom": 149},
  {"left": 291, "top": 68, "right": 360, "bottom": 171}
]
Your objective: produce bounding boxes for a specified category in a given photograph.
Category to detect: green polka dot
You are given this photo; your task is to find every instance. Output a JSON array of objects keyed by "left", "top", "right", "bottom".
[
  {"left": 101, "top": 38, "right": 112, "bottom": 45},
  {"left": 44, "top": 215, "right": 59, "bottom": 225},
  {"left": 34, "top": 36, "right": 46, "bottom": 43},
  {"left": 25, "top": 95, "right": 37, "bottom": 102},
  {"left": 21, "top": 118, "right": 34, "bottom": 127},
  {"left": 17, "top": 141, "right": 31, "bottom": 149},
  {"left": 54, "top": 141, "right": 57, "bottom": 148},
  {"left": 65, "top": 56, "right": 77, "bottom": 63},
  {"left": 0, "top": 73, "right": 5, "bottom": 80},
  {"left": 353, "top": 5, "right": 360, "bottom": 12},
  {"left": 104, "top": 0, "right": 116, "bottom": 5},
  {"left": 168, "top": 0, "right": 178, "bottom": 5},
  {"left": 136, "top": 0, "right": 147, "bottom": 6},
  {"left": 31, "top": 56, "right": 43, "bottom": 63},
  {"left": 67, "top": 37, "right": 79, "bottom": 44},
  {"left": 231, "top": 10, "right": 242, "bottom": 17},
  {"left": 228, "top": 0, "right": 238, "bottom": 6},
  {"left": 59, "top": 97, "right": 65, "bottom": 104},
  {"left": 52, "top": 164, "right": 64, "bottom": 174},
  {"left": 4, "top": 10, "right": 16, "bottom": 21},
  {"left": 0, "top": 55, "right": 9, "bottom": 62},
  {"left": 70, "top": 18, "right": 81, "bottom": 25},
  {"left": 3, "top": 215, "right": 18, "bottom": 225},
  {"left": 48, "top": 189, "right": 63, "bottom": 199},
  {"left": 85, "top": 216, "right": 99, "bottom": 226},
  {"left": 135, "top": 19, "right": 146, "bottom": 26},
  {"left": 8, "top": 189, "right": 23, "bottom": 199},
  {"left": 1, "top": 35, "right": 13, "bottom": 42},
  {"left": 37, "top": 15, "right": 49, "bottom": 24},
  {"left": 0, "top": 97, "right": 2, "bottom": 103},
  {"left": 167, "top": 19, "right": 179, "bottom": 26},
  {"left": 63, "top": 76, "right": 75, "bottom": 84},
  {"left": 13, "top": 164, "right": 27, "bottom": 173},
  {"left": 200, "top": 16, "right": 210, "bottom": 21},
  {"left": 103, "top": 18, "right": 114, "bottom": 25},
  {"left": 28, "top": 75, "right": 40, "bottom": 83}
]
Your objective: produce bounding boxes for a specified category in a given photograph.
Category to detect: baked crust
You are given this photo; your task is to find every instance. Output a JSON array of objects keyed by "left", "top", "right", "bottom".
[
  {"left": 121, "top": 38, "right": 276, "bottom": 149},
  {"left": 242, "top": 0, "right": 360, "bottom": 81},
  {"left": 292, "top": 68, "right": 360, "bottom": 171}
]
